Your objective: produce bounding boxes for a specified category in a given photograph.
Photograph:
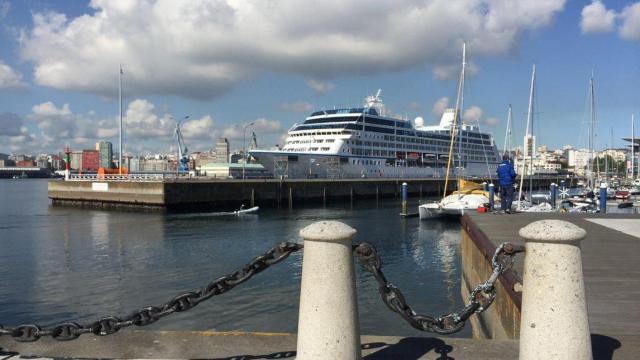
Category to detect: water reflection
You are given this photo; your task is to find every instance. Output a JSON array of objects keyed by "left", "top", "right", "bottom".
[{"left": 0, "top": 180, "right": 468, "bottom": 337}]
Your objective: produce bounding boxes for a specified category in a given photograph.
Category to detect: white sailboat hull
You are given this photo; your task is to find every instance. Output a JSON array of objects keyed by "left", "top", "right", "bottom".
[{"left": 419, "top": 193, "right": 489, "bottom": 219}]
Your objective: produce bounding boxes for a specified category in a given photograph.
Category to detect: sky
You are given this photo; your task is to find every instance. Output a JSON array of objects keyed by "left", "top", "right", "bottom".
[{"left": 1, "top": 0, "right": 640, "bottom": 156}]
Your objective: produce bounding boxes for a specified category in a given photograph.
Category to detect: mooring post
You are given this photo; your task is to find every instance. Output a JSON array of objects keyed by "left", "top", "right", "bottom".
[
  {"left": 250, "top": 188, "right": 255, "bottom": 208},
  {"left": 289, "top": 187, "right": 293, "bottom": 209},
  {"left": 599, "top": 183, "right": 607, "bottom": 213},
  {"left": 518, "top": 220, "right": 591, "bottom": 360},
  {"left": 375, "top": 185, "right": 379, "bottom": 202},
  {"left": 297, "top": 221, "right": 361, "bottom": 360},
  {"left": 350, "top": 186, "right": 354, "bottom": 205},
  {"left": 550, "top": 183, "right": 557, "bottom": 208},
  {"left": 488, "top": 183, "right": 495, "bottom": 210},
  {"left": 323, "top": 187, "right": 327, "bottom": 207},
  {"left": 482, "top": 182, "right": 488, "bottom": 191},
  {"left": 419, "top": 183, "right": 423, "bottom": 198},
  {"left": 401, "top": 182, "right": 408, "bottom": 215}
]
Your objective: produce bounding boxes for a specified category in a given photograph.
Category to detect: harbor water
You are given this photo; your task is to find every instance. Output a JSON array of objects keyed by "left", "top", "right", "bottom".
[{"left": 0, "top": 179, "right": 469, "bottom": 337}]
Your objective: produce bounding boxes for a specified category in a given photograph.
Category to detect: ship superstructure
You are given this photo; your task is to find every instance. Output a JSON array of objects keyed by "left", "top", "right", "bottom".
[{"left": 250, "top": 90, "right": 501, "bottom": 179}]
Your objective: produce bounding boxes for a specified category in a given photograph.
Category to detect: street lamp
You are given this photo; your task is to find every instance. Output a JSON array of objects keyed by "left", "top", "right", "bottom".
[{"left": 243, "top": 121, "right": 255, "bottom": 179}]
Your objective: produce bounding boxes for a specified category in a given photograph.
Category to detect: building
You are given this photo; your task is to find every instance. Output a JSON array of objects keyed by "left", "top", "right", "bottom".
[
  {"left": 200, "top": 163, "right": 269, "bottom": 179},
  {"left": 523, "top": 135, "right": 536, "bottom": 158},
  {"left": 97, "top": 141, "right": 113, "bottom": 169},
  {"left": 16, "top": 160, "right": 35, "bottom": 167},
  {"left": 0, "top": 159, "right": 15, "bottom": 167},
  {"left": 215, "top": 138, "right": 230, "bottom": 163},
  {"left": 70, "top": 151, "right": 83, "bottom": 170},
  {"left": 81, "top": 150, "right": 100, "bottom": 172}
]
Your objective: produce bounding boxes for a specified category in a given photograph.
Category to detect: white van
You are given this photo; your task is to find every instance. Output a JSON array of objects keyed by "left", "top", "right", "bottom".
[{"left": 633, "top": 179, "right": 640, "bottom": 187}]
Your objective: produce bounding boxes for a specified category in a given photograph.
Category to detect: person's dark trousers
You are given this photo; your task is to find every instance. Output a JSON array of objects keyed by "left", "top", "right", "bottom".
[{"left": 500, "top": 185, "right": 514, "bottom": 212}]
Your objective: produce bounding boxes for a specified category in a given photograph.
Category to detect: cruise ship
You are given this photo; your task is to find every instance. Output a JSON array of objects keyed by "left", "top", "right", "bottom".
[{"left": 250, "top": 90, "right": 501, "bottom": 179}]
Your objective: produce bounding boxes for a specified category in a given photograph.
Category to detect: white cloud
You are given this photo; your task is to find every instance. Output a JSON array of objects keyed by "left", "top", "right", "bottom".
[
  {"left": 619, "top": 3, "right": 640, "bottom": 41},
  {"left": 222, "top": 118, "right": 283, "bottom": 141},
  {"left": 280, "top": 101, "right": 314, "bottom": 113},
  {"left": 462, "top": 105, "right": 483, "bottom": 123},
  {"left": 0, "top": 1, "right": 10, "bottom": 19},
  {"left": 580, "top": 1, "right": 616, "bottom": 34},
  {"left": 433, "top": 61, "right": 479, "bottom": 81},
  {"left": 180, "top": 116, "right": 217, "bottom": 140},
  {"left": 0, "top": 60, "right": 27, "bottom": 90},
  {"left": 19, "top": 0, "right": 566, "bottom": 100},
  {"left": 305, "top": 79, "right": 335, "bottom": 94},
  {"left": 408, "top": 101, "right": 422, "bottom": 111},
  {"left": 431, "top": 97, "right": 450, "bottom": 119},
  {"left": 484, "top": 117, "right": 499, "bottom": 126}
]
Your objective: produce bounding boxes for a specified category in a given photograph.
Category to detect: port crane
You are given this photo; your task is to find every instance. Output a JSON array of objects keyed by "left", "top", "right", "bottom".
[{"left": 174, "top": 117, "right": 189, "bottom": 174}]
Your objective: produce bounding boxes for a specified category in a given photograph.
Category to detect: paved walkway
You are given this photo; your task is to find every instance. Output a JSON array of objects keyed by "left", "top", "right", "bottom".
[
  {"left": 466, "top": 212, "right": 640, "bottom": 360},
  {"left": 1, "top": 331, "right": 519, "bottom": 359}
]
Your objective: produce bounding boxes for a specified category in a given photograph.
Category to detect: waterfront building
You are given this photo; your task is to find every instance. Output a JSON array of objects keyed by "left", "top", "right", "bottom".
[
  {"left": 215, "top": 138, "right": 230, "bottom": 163},
  {"left": 81, "top": 150, "right": 100, "bottom": 172},
  {"left": 524, "top": 135, "right": 536, "bottom": 158},
  {"left": 200, "top": 163, "right": 268, "bottom": 179},
  {"left": 70, "top": 151, "right": 83, "bottom": 170},
  {"left": 0, "top": 159, "right": 15, "bottom": 167},
  {"left": 97, "top": 141, "right": 113, "bottom": 169},
  {"left": 567, "top": 148, "right": 591, "bottom": 176}
]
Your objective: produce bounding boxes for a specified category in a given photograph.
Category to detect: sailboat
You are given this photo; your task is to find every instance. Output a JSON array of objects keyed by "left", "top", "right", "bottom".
[
  {"left": 419, "top": 44, "right": 495, "bottom": 219},
  {"left": 560, "top": 73, "right": 600, "bottom": 213}
]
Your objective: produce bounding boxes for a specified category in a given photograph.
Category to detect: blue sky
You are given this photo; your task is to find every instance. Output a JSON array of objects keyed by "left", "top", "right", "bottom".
[{"left": 1, "top": 0, "right": 640, "bottom": 156}]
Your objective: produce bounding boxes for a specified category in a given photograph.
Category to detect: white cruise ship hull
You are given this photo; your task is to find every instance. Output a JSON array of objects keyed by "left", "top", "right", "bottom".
[{"left": 251, "top": 150, "right": 494, "bottom": 179}]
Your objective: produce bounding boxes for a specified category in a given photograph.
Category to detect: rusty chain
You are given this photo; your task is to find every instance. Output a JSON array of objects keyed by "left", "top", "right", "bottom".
[
  {"left": 355, "top": 241, "right": 525, "bottom": 334},
  {"left": 0, "top": 242, "right": 303, "bottom": 342}
]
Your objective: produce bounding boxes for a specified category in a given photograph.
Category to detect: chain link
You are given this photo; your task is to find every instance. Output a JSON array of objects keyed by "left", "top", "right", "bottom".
[
  {"left": 355, "top": 241, "right": 524, "bottom": 334},
  {"left": 0, "top": 242, "right": 303, "bottom": 342}
]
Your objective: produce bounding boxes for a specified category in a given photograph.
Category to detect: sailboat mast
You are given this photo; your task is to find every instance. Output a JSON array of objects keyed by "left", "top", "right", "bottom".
[
  {"left": 588, "top": 74, "right": 595, "bottom": 188},
  {"left": 118, "top": 65, "right": 123, "bottom": 174},
  {"left": 442, "top": 42, "right": 466, "bottom": 199},
  {"left": 458, "top": 43, "right": 466, "bottom": 172},
  {"left": 517, "top": 64, "right": 535, "bottom": 209},
  {"left": 633, "top": 114, "right": 635, "bottom": 180},
  {"left": 503, "top": 104, "right": 512, "bottom": 155},
  {"left": 527, "top": 65, "right": 536, "bottom": 202}
]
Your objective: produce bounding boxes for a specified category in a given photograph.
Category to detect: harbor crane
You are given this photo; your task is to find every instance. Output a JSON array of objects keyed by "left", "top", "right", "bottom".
[{"left": 173, "top": 116, "right": 189, "bottom": 174}]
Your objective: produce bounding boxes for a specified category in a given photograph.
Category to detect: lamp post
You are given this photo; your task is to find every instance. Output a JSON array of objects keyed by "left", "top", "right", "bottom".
[{"left": 243, "top": 121, "right": 255, "bottom": 180}]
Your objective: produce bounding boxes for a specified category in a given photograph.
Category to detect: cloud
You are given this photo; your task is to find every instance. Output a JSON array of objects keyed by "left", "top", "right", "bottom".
[
  {"left": 431, "top": 97, "right": 450, "bottom": 119},
  {"left": 305, "top": 79, "right": 335, "bottom": 94},
  {"left": 280, "top": 101, "right": 314, "bottom": 113},
  {"left": 222, "top": 118, "right": 283, "bottom": 141},
  {"left": 0, "top": 112, "right": 24, "bottom": 136},
  {"left": 619, "top": 3, "right": 640, "bottom": 41},
  {"left": 0, "top": 60, "right": 27, "bottom": 90},
  {"left": 462, "top": 105, "right": 483, "bottom": 123},
  {"left": 19, "top": 0, "right": 566, "bottom": 100},
  {"left": 484, "top": 117, "right": 500, "bottom": 126},
  {"left": 408, "top": 101, "right": 422, "bottom": 111},
  {"left": 580, "top": 1, "right": 616, "bottom": 34},
  {"left": 433, "top": 61, "right": 480, "bottom": 81}
]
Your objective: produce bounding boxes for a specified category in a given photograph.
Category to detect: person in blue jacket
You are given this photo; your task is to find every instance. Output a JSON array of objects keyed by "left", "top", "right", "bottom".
[{"left": 496, "top": 153, "right": 516, "bottom": 214}]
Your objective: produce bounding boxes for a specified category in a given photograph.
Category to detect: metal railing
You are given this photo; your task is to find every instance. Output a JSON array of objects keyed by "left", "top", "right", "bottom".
[{"left": 67, "top": 174, "right": 171, "bottom": 182}]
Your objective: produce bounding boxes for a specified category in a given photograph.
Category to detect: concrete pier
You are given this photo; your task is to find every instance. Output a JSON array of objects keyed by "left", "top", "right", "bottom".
[
  {"left": 461, "top": 212, "right": 640, "bottom": 359},
  {"left": 0, "top": 330, "right": 519, "bottom": 359},
  {"left": 48, "top": 177, "right": 559, "bottom": 211}
]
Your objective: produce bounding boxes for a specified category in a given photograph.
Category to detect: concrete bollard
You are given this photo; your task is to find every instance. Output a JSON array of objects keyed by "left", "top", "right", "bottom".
[
  {"left": 518, "top": 220, "right": 592, "bottom": 360},
  {"left": 482, "top": 181, "right": 488, "bottom": 191},
  {"left": 401, "top": 182, "right": 408, "bottom": 215},
  {"left": 488, "top": 183, "right": 495, "bottom": 210},
  {"left": 297, "top": 221, "right": 361, "bottom": 360},
  {"left": 599, "top": 184, "right": 607, "bottom": 213}
]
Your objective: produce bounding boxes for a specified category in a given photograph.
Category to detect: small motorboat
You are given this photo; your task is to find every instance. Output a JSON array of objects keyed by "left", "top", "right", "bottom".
[
  {"left": 234, "top": 206, "right": 259, "bottom": 215},
  {"left": 618, "top": 202, "right": 634, "bottom": 209},
  {"left": 615, "top": 190, "right": 630, "bottom": 200}
]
